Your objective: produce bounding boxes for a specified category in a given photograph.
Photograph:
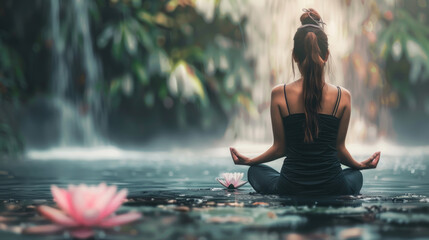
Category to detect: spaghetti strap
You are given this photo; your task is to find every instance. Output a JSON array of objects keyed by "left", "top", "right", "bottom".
[
  {"left": 332, "top": 86, "right": 342, "bottom": 116},
  {"left": 283, "top": 84, "right": 291, "bottom": 115}
]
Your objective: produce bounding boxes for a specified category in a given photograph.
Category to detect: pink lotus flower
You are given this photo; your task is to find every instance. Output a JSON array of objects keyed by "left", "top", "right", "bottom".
[
  {"left": 216, "top": 172, "right": 247, "bottom": 189},
  {"left": 24, "top": 183, "right": 141, "bottom": 239}
]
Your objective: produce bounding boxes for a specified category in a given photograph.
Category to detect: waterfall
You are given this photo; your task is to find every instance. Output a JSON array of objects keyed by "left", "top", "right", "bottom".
[{"left": 50, "top": 0, "right": 104, "bottom": 146}]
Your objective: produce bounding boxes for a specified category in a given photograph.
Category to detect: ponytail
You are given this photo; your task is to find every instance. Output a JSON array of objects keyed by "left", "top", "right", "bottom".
[
  {"left": 292, "top": 8, "right": 329, "bottom": 143},
  {"left": 302, "top": 32, "right": 325, "bottom": 143}
]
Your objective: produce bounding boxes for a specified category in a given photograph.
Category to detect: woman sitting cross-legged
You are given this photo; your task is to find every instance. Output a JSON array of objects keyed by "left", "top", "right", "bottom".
[{"left": 229, "top": 8, "right": 381, "bottom": 196}]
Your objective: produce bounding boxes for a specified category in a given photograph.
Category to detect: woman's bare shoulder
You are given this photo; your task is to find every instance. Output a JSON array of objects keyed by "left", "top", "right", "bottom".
[
  {"left": 271, "top": 80, "right": 303, "bottom": 100},
  {"left": 338, "top": 85, "right": 351, "bottom": 102},
  {"left": 335, "top": 85, "right": 352, "bottom": 114},
  {"left": 271, "top": 84, "right": 285, "bottom": 97},
  {"left": 326, "top": 83, "right": 351, "bottom": 100},
  {"left": 272, "top": 80, "right": 300, "bottom": 92}
]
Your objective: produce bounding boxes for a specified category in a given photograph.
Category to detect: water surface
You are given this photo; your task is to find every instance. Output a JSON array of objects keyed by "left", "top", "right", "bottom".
[{"left": 1, "top": 146, "right": 429, "bottom": 239}]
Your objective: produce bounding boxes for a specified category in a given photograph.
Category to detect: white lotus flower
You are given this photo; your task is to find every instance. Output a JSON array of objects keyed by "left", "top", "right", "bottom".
[{"left": 216, "top": 172, "right": 247, "bottom": 189}]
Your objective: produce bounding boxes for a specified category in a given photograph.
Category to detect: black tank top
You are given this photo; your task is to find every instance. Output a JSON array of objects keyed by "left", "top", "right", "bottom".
[{"left": 281, "top": 84, "right": 344, "bottom": 188}]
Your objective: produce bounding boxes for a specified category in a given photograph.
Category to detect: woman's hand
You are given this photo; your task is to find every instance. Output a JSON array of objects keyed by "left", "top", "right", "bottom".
[
  {"left": 359, "top": 151, "right": 381, "bottom": 170},
  {"left": 230, "top": 147, "right": 251, "bottom": 165}
]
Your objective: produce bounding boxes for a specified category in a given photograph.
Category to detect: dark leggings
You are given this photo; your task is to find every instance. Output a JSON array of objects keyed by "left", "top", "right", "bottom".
[{"left": 247, "top": 164, "right": 363, "bottom": 195}]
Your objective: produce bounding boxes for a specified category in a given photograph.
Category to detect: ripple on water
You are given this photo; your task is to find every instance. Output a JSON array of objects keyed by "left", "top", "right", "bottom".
[{"left": 380, "top": 212, "right": 429, "bottom": 224}]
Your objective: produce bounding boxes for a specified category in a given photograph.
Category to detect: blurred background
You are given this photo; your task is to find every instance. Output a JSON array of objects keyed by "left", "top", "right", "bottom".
[{"left": 1, "top": 0, "right": 429, "bottom": 160}]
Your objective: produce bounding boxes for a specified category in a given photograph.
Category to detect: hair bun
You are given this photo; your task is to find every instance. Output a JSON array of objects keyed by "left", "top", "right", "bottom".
[{"left": 300, "top": 8, "right": 322, "bottom": 25}]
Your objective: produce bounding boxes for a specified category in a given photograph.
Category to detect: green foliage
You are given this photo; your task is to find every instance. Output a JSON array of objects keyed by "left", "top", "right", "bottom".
[
  {"left": 0, "top": 0, "right": 255, "bottom": 148},
  {"left": 0, "top": 123, "right": 23, "bottom": 160},
  {"left": 376, "top": 5, "right": 429, "bottom": 113},
  {"left": 378, "top": 9, "right": 429, "bottom": 83},
  {"left": 94, "top": 0, "right": 255, "bottom": 130},
  {"left": 0, "top": 35, "right": 26, "bottom": 158},
  {"left": 0, "top": 39, "right": 26, "bottom": 101}
]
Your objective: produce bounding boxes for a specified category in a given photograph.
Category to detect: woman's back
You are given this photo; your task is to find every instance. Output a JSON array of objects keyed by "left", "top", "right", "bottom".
[
  {"left": 280, "top": 82, "right": 345, "bottom": 192},
  {"left": 279, "top": 81, "right": 344, "bottom": 118}
]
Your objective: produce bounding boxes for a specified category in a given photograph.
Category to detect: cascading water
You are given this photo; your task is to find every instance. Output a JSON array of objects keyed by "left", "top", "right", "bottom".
[{"left": 50, "top": 0, "right": 104, "bottom": 146}]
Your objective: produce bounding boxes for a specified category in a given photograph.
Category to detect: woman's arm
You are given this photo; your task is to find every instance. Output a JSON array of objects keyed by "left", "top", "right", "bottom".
[
  {"left": 336, "top": 88, "right": 381, "bottom": 170},
  {"left": 230, "top": 86, "right": 286, "bottom": 165}
]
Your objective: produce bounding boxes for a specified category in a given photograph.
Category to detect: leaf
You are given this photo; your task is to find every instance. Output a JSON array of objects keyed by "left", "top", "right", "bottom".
[
  {"left": 158, "top": 86, "right": 168, "bottom": 99},
  {"left": 132, "top": 61, "right": 149, "bottom": 85},
  {"left": 123, "top": 25, "right": 138, "bottom": 55},
  {"left": 236, "top": 94, "right": 258, "bottom": 117},
  {"left": 148, "top": 50, "right": 171, "bottom": 75},
  {"left": 224, "top": 74, "right": 236, "bottom": 94},
  {"left": 137, "top": 27, "right": 154, "bottom": 50},
  {"left": 109, "top": 78, "right": 122, "bottom": 95},
  {"left": 168, "top": 61, "right": 206, "bottom": 102},
  {"left": 144, "top": 91, "right": 155, "bottom": 107},
  {"left": 97, "top": 25, "right": 114, "bottom": 48},
  {"left": 377, "top": 23, "right": 395, "bottom": 58},
  {"left": 185, "top": 63, "right": 206, "bottom": 100},
  {"left": 398, "top": 9, "right": 429, "bottom": 36},
  {"left": 131, "top": 0, "right": 141, "bottom": 8},
  {"left": 154, "top": 13, "right": 174, "bottom": 27},
  {"left": 166, "top": 0, "right": 179, "bottom": 12},
  {"left": 137, "top": 11, "right": 154, "bottom": 25},
  {"left": 111, "top": 24, "right": 123, "bottom": 60}
]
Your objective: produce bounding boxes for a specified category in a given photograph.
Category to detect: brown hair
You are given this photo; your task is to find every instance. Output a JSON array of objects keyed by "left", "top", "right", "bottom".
[{"left": 292, "top": 8, "right": 329, "bottom": 143}]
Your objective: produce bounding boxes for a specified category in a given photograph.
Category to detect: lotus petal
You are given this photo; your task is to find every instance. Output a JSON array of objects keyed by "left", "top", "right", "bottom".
[
  {"left": 92, "top": 185, "right": 118, "bottom": 222},
  {"left": 98, "top": 189, "right": 127, "bottom": 219},
  {"left": 38, "top": 206, "right": 78, "bottom": 227},
  {"left": 230, "top": 173, "right": 238, "bottom": 186},
  {"left": 51, "top": 185, "right": 73, "bottom": 216},
  {"left": 216, "top": 178, "right": 228, "bottom": 188},
  {"left": 234, "top": 180, "right": 247, "bottom": 189},
  {"left": 222, "top": 173, "right": 232, "bottom": 186},
  {"left": 24, "top": 224, "right": 64, "bottom": 234},
  {"left": 98, "top": 212, "right": 142, "bottom": 228},
  {"left": 233, "top": 173, "right": 243, "bottom": 186},
  {"left": 70, "top": 186, "right": 87, "bottom": 224},
  {"left": 69, "top": 228, "right": 94, "bottom": 239},
  {"left": 82, "top": 208, "right": 100, "bottom": 224}
]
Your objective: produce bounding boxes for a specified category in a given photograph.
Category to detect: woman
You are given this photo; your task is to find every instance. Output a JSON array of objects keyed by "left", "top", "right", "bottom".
[{"left": 229, "top": 8, "right": 381, "bottom": 195}]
